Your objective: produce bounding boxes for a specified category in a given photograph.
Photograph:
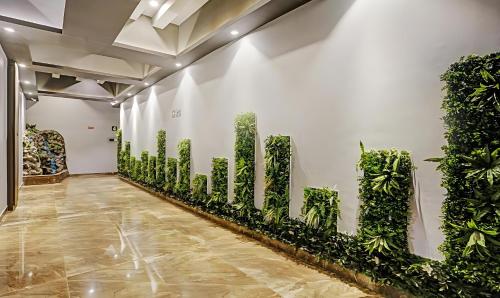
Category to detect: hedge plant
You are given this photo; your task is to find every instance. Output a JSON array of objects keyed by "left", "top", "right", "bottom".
[
  {"left": 175, "top": 139, "right": 191, "bottom": 198},
  {"left": 141, "top": 151, "right": 149, "bottom": 184},
  {"left": 164, "top": 157, "right": 177, "bottom": 195},
  {"left": 192, "top": 174, "right": 208, "bottom": 202},
  {"left": 233, "top": 113, "right": 256, "bottom": 215},
  {"left": 156, "top": 130, "right": 166, "bottom": 189},
  {"left": 210, "top": 157, "right": 228, "bottom": 207},
  {"left": 116, "top": 129, "right": 122, "bottom": 174},
  {"left": 358, "top": 142, "right": 412, "bottom": 257},
  {"left": 263, "top": 135, "right": 291, "bottom": 226},
  {"left": 431, "top": 53, "right": 500, "bottom": 293},
  {"left": 124, "top": 141, "right": 131, "bottom": 177},
  {"left": 130, "top": 156, "right": 137, "bottom": 180},
  {"left": 134, "top": 159, "right": 142, "bottom": 183},
  {"left": 302, "top": 187, "right": 339, "bottom": 236},
  {"left": 147, "top": 156, "right": 157, "bottom": 187}
]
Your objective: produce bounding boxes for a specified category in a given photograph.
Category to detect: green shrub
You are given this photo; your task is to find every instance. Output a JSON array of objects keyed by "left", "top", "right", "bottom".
[
  {"left": 433, "top": 53, "right": 500, "bottom": 292},
  {"left": 175, "top": 139, "right": 191, "bottom": 198},
  {"left": 358, "top": 143, "right": 412, "bottom": 257},
  {"left": 116, "top": 129, "right": 122, "bottom": 174},
  {"left": 140, "top": 151, "right": 149, "bottom": 184},
  {"left": 233, "top": 113, "right": 256, "bottom": 215},
  {"left": 130, "top": 156, "right": 137, "bottom": 180},
  {"left": 156, "top": 130, "right": 166, "bottom": 188},
  {"left": 302, "top": 187, "right": 339, "bottom": 236},
  {"left": 192, "top": 174, "right": 208, "bottom": 202},
  {"left": 210, "top": 157, "right": 228, "bottom": 206},
  {"left": 147, "top": 156, "right": 157, "bottom": 186},
  {"left": 124, "top": 141, "right": 131, "bottom": 177},
  {"left": 263, "top": 135, "right": 291, "bottom": 226},
  {"left": 164, "top": 157, "right": 177, "bottom": 195},
  {"left": 134, "top": 159, "right": 142, "bottom": 182}
]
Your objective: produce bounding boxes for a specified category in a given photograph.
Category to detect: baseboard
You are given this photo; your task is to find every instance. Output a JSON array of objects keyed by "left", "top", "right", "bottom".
[{"left": 70, "top": 172, "right": 117, "bottom": 177}]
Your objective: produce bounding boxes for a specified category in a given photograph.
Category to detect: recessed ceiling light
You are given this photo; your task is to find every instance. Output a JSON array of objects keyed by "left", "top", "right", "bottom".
[
  {"left": 144, "top": 82, "right": 150, "bottom": 86},
  {"left": 230, "top": 30, "right": 239, "bottom": 36},
  {"left": 175, "top": 63, "right": 182, "bottom": 68},
  {"left": 18, "top": 63, "right": 26, "bottom": 68},
  {"left": 149, "top": 0, "right": 159, "bottom": 7},
  {"left": 4, "top": 27, "right": 15, "bottom": 33}
]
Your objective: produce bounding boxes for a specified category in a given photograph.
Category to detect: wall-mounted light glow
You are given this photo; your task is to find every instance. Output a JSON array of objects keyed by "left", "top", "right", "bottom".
[
  {"left": 230, "top": 30, "right": 239, "bottom": 36},
  {"left": 127, "top": 93, "right": 132, "bottom": 96},
  {"left": 144, "top": 82, "right": 150, "bottom": 86},
  {"left": 149, "top": 0, "right": 159, "bottom": 7},
  {"left": 18, "top": 63, "right": 26, "bottom": 68},
  {"left": 175, "top": 63, "right": 182, "bottom": 68},
  {"left": 24, "top": 80, "right": 31, "bottom": 85},
  {"left": 27, "top": 92, "right": 33, "bottom": 95},
  {"left": 4, "top": 27, "right": 15, "bottom": 33}
]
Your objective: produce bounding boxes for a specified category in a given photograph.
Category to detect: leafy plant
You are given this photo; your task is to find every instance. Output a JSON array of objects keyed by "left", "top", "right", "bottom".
[
  {"left": 263, "top": 135, "right": 291, "bottom": 226},
  {"left": 124, "top": 141, "right": 131, "bottom": 177},
  {"left": 164, "top": 157, "right": 177, "bottom": 195},
  {"left": 210, "top": 157, "right": 228, "bottom": 206},
  {"left": 462, "top": 146, "right": 500, "bottom": 186},
  {"left": 302, "top": 187, "right": 339, "bottom": 236},
  {"left": 467, "top": 186, "right": 500, "bottom": 223},
  {"left": 141, "top": 150, "right": 149, "bottom": 184},
  {"left": 192, "top": 174, "right": 208, "bottom": 202},
  {"left": 175, "top": 139, "right": 191, "bottom": 198},
  {"left": 363, "top": 225, "right": 400, "bottom": 255},
  {"left": 451, "top": 219, "right": 500, "bottom": 259},
  {"left": 147, "top": 156, "right": 157, "bottom": 187},
  {"left": 116, "top": 129, "right": 123, "bottom": 174},
  {"left": 134, "top": 159, "right": 142, "bottom": 183},
  {"left": 130, "top": 156, "right": 137, "bottom": 180},
  {"left": 233, "top": 113, "right": 256, "bottom": 215},
  {"left": 156, "top": 130, "right": 166, "bottom": 189}
]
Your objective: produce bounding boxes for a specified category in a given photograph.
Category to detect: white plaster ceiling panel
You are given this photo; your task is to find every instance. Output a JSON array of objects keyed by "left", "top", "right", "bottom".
[{"left": 0, "top": 0, "right": 66, "bottom": 29}]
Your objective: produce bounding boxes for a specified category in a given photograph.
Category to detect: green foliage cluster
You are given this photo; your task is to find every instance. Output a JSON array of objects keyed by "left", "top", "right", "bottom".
[
  {"left": 210, "top": 158, "right": 228, "bottom": 207},
  {"left": 164, "top": 157, "right": 177, "bottom": 195},
  {"left": 435, "top": 53, "right": 500, "bottom": 292},
  {"left": 130, "top": 156, "right": 137, "bottom": 179},
  {"left": 192, "top": 174, "right": 208, "bottom": 202},
  {"left": 156, "top": 130, "right": 166, "bottom": 189},
  {"left": 175, "top": 139, "right": 191, "bottom": 198},
  {"left": 133, "top": 159, "right": 142, "bottom": 182},
  {"left": 263, "top": 135, "right": 291, "bottom": 226},
  {"left": 302, "top": 187, "right": 339, "bottom": 236},
  {"left": 147, "top": 156, "right": 157, "bottom": 186},
  {"left": 124, "top": 141, "right": 131, "bottom": 177},
  {"left": 116, "top": 129, "right": 122, "bottom": 173},
  {"left": 358, "top": 143, "right": 412, "bottom": 256},
  {"left": 233, "top": 113, "right": 256, "bottom": 215},
  {"left": 141, "top": 151, "right": 149, "bottom": 184}
]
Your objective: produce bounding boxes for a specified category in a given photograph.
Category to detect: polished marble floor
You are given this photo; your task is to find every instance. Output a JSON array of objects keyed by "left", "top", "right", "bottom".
[{"left": 0, "top": 175, "right": 377, "bottom": 297}]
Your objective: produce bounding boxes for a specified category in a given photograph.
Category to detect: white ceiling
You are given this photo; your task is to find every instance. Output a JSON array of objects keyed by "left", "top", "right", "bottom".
[
  {"left": 131, "top": 0, "right": 210, "bottom": 28},
  {"left": 0, "top": 0, "right": 66, "bottom": 29}
]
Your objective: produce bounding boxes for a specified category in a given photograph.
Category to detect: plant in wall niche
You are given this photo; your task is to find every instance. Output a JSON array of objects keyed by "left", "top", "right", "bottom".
[
  {"left": 140, "top": 151, "right": 149, "bottom": 184},
  {"left": 435, "top": 53, "right": 500, "bottom": 293},
  {"left": 358, "top": 142, "right": 412, "bottom": 257},
  {"left": 164, "top": 157, "right": 177, "bottom": 195},
  {"left": 116, "top": 129, "right": 122, "bottom": 174},
  {"left": 192, "top": 174, "right": 208, "bottom": 202},
  {"left": 263, "top": 135, "right": 291, "bottom": 226},
  {"left": 209, "top": 157, "right": 228, "bottom": 208},
  {"left": 134, "top": 159, "right": 142, "bottom": 183},
  {"left": 124, "top": 141, "right": 131, "bottom": 177},
  {"left": 175, "top": 139, "right": 191, "bottom": 198},
  {"left": 301, "top": 187, "right": 339, "bottom": 236},
  {"left": 156, "top": 130, "right": 166, "bottom": 189},
  {"left": 147, "top": 156, "right": 157, "bottom": 186},
  {"left": 233, "top": 113, "right": 256, "bottom": 215}
]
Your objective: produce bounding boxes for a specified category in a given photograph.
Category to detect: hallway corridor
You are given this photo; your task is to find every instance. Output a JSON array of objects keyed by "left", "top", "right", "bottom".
[{"left": 0, "top": 175, "right": 375, "bottom": 297}]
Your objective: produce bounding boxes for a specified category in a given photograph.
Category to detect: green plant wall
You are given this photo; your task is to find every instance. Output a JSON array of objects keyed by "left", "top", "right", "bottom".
[
  {"left": 211, "top": 157, "right": 228, "bottom": 206},
  {"left": 263, "top": 135, "right": 291, "bottom": 226},
  {"left": 124, "top": 141, "right": 131, "bottom": 177},
  {"left": 175, "top": 139, "right": 191, "bottom": 198},
  {"left": 358, "top": 144, "right": 412, "bottom": 257},
  {"left": 302, "top": 187, "right": 339, "bottom": 236},
  {"left": 192, "top": 174, "right": 208, "bottom": 202},
  {"left": 134, "top": 159, "right": 142, "bottom": 182},
  {"left": 116, "top": 129, "right": 122, "bottom": 174},
  {"left": 233, "top": 113, "right": 256, "bottom": 214},
  {"left": 147, "top": 156, "right": 157, "bottom": 186},
  {"left": 164, "top": 157, "right": 177, "bottom": 195},
  {"left": 435, "top": 53, "right": 500, "bottom": 292},
  {"left": 156, "top": 130, "right": 166, "bottom": 189},
  {"left": 130, "top": 156, "right": 137, "bottom": 180},
  {"left": 141, "top": 151, "right": 149, "bottom": 184}
]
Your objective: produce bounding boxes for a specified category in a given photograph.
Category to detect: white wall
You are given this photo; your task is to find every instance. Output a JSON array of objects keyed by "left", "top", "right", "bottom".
[
  {"left": 0, "top": 44, "right": 7, "bottom": 215},
  {"left": 18, "top": 71, "right": 25, "bottom": 188},
  {"left": 120, "top": 0, "right": 500, "bottom": 260},
  {"left": 27, "top": 96, "right": 119, "bottom": 174}
]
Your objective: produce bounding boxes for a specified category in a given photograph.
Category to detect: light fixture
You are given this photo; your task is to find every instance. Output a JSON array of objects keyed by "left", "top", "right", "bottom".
[
  {"left": 24, "top": 80, "right": 31, "bottom": 85},
  {"left": 144, "top": 82, "right": 150, "bottom": 86},
  {"left": 4, "top": 27, "right": 15, "bottom": 33},
  {"left": 127, "top": 93, "right": 132, "bottom": 96},
  {"left": 230, "top": 30, "right": 239, "bottom": 36},
  {"left": 18, "top": 63, "right": 26, "bottom": 68},
  {"left": 175, "top": 63, "right": 182, "bottom": 68},
  {"left": 27, "top": 92, "right": 33, "bottom": 95},
  {"left": 149, "top": 0, "right": 159, "bottom": 7}
]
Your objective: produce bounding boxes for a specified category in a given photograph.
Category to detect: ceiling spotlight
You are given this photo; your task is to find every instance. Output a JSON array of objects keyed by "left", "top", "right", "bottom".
[
  {"left": 4, "top": 27, "right": 15, "bottom": 33},
  {"left": 144, "top": 82, "right": 150, "bottom": 86},
  {"left": 230, "top": 30, "right": 239, "bottom": 36},
  {"left": 175, "top": 63, "right": 182, "bottom": 68},
  {"left": 18, "top": 63, "right": 26, "bottom": 68},
  {"left": 149, "top": 0, "right": 159, "bottom": 7}
]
